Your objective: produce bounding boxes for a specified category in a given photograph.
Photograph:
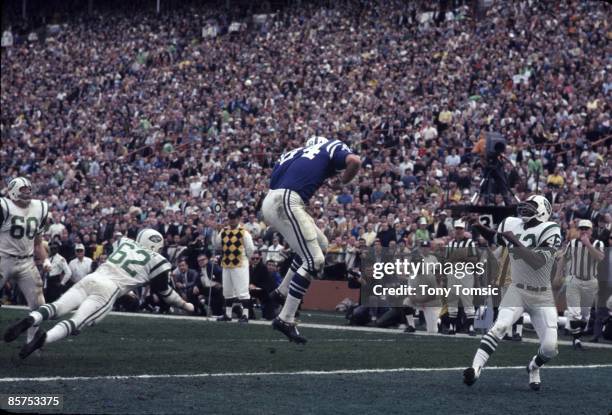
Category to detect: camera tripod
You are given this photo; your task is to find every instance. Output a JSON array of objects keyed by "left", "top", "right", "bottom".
[{"left": 470, "top": 163, "right": 520, "bottom": 206}]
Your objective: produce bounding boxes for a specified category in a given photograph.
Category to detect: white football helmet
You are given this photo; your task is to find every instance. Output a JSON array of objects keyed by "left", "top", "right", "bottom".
[
  {"left": 305, "top": 136, "right": 328, "bottom": 147},
  {"left": 7, "top": 177, "right": 32, "bottom": 203},
  {"left": 517, "top": 195, "right": 551, "bottom": 223},
  {"left": 136, "top": 228, "right": 164, "bottom": 252}
]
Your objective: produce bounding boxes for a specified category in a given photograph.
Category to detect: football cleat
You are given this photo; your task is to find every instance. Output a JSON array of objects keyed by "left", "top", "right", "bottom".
[
  {"left": 463, "top": 367, "right": 479, "bottom": 386},
  {"left": 4, "top": 316, "right": 35, "bottom": 343},
  {"left": 527, "top": 364, "right": 541, "bottom": 390},
  {"left": 238, "top": 315, "right": 249, "bottom": 324},
  {"left": 272, "top": 317, "right": 307, "bottom": 344},
  {"left": 468, "top": 326, "right": 476, "bottom": 336},
  {"left": 216, "top": 315, "right": 232, "bottom": 322},
  {"left": 572, "top": 338, "right": 584, "bottom": 351},
  {"left": 512, "top": 333, "right": 523, "bottom": 342},
  {"left": 19, "top": 328, "right": 46, "bottom": 359},
  {"left": 404, "top": 325, "right": 416, "bottom": 333}
]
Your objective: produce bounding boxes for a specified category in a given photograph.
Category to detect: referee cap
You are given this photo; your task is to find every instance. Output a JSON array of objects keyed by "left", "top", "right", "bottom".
[
  {"left": 577, "top": 219, "right": 592, "bottom": 229},
  {"left": 454, "top": 220, "right": 466, "bottom": 229}
]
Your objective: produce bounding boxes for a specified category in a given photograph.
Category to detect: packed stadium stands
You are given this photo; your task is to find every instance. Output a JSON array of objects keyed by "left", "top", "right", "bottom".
[{"left": 1, "top": 0, "right": 610, "bottom": 309}]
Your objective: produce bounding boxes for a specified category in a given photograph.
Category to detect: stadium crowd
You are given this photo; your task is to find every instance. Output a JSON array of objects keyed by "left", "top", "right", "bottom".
[{"left": 1, "top": 0, "right": 611, "bottom": 315}]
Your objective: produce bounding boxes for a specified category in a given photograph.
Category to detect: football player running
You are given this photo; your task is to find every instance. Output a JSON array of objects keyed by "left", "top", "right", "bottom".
[
  {"left": 0, "top": 177, "right": 49, "bottom": 344},
  {"left": 262, "top": 136, "right": 361, "bottom": 343},
  {"left": 463, "top": 195, "right": 562, "bottom": 390},
  {"left": 4, "top": 229, "right": 194, "bottom": 358}
]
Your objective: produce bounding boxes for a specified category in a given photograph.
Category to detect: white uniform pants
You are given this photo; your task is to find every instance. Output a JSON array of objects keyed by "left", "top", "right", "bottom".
[
  {"left": 446, "top": 274, "right": 475, "bottom": 318},
  {"left": 421, "top": 305, "right": 442, "bottom": 333},
  {"left": 222, "top": 266, "right": 250, "bottom": 300},
  {"left": 566, "top": 276, "right": 598, "bottom": 321},
  {"left": 50, "top": 272, "right": 121, "bottom": 332},
  {"left": 261, "top": 189, "right": 328, "bottom": 275},
  {"left": 492, "top": 284, "right": 558, "bottom": 359},
  {"left": 0, "top": 255, "right": 45, "bottom": 310}
]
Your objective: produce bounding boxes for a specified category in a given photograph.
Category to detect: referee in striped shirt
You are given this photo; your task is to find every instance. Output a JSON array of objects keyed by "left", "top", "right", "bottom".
[
  {"left": 558, "top": 219, "right": 605, "bottom": 349},
  {"left": 445, "top": 219, "right": 479, "bottom": 335}
]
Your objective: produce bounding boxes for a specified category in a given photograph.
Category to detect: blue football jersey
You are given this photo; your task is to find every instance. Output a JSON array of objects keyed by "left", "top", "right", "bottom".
[{"left": 270, "top": 139, "right": 353, "bottom": 203}]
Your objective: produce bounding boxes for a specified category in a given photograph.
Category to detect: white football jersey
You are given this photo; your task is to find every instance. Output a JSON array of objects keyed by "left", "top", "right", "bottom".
[
  {"left": 498, "top": 217, "right": 562, "bottom": 287},
  {"left": 0, "top": 197, "right": 49, "bottom": 257},
  {"left": 97, "top": 237, "right": 171, "bottom": 296}
]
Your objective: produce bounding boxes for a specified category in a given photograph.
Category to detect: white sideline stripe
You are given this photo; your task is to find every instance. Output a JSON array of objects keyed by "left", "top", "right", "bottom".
[
  {"left": 2, "top": 364, "right": 612, "bottom": 383},
  {"left": 3, "top": 305, "right": 612, "bottom": 349}
]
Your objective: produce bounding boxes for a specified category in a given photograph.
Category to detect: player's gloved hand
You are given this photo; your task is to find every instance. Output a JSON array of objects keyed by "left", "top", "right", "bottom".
[
  {"left": 182, "top": 302, "right": 195, "bottom": 314},
  {"left": 501, "top": 231, "right": 520, "bottom": 246}
]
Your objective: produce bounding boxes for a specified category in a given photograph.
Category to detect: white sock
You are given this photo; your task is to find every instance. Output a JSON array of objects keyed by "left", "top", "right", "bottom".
[
  {"left": 406, "top": 314, "right": 415, "bottom": 327},
  {"left": 279, "top": 294, "right": 301, "bottom": 324},
  {"left": 472, "top": 332, "right": 499, "bottom": 370},
  {"left": 242, "top": 306, "right": 248, "bottom": 318},
  {"left": 30, "top": 311, "right": 43, "bottom": 326},
  {"left": 46, "top": 322, "right": 71, "bottom": 345},
  {"left": 528, "top": 357, "right": 538, "bottom": 371},
  {"left": 225, "top": 306, "right": 232, "bottom": 317},
  {"left": 278, "top": 269, "right": 296, "bottom": 297},
  {"left": 473, "top": 349, "right": 489, "bottom": 372},
  {"left": 515, "top": 324, "right": 523, "bottom": 336}
]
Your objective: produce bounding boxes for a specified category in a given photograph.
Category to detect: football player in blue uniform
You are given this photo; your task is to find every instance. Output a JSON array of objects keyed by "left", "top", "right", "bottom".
[{"left": 262, "top": 137, "right": 361, "bottom": 343}]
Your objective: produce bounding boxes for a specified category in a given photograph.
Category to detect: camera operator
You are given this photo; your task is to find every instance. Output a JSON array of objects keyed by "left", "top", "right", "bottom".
[{"left": 473, "top": 132, "right": 514, "bottom": 205}]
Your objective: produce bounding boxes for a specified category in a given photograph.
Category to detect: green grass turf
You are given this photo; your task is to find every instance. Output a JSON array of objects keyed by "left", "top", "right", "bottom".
[{"left": 1, "top": 308, "right": 610, "bottom": 414}]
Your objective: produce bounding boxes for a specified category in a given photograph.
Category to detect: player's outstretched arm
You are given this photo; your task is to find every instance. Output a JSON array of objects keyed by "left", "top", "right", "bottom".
[
  {"left": 502, "top": 231, "right": 547, "bottom": 270},
  {"left": 341, "top": 154, "right": 361, "bottom": 184},
  {"left": 150, "top": 271, "right": 195, "bottom": 313}
]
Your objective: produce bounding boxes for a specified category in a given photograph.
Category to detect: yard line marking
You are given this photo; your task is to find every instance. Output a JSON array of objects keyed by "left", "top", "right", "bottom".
[
  {"left": 2, "top": 364, "right": 612, "bottom": 383},
  {"left": 203, "top": 338, "right": 397, "bottom": 343},
  {"left": 3, "top": 305, "right": 612, "bottom": 349}
]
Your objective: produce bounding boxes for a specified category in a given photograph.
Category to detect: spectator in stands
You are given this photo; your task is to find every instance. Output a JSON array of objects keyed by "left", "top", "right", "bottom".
[
  {"left": 264, "top": 236, "right": 285, "bottom": 264},
  {"left": 67, "top": 243, "right": 93, "bottom": 286},
  {"left": 172, "top": 258, "right": 198, "bottom": 302},
  {"left": 192, "top": 254, "right": 223, "bottom": 316},
  {"left": 248, "top": 253, "right": 277, "bottom": 320}
]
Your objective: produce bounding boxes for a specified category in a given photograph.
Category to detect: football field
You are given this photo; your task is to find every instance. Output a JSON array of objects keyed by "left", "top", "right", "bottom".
[{"left": 1, "top": 307, "right": 610, "bottom": 415}]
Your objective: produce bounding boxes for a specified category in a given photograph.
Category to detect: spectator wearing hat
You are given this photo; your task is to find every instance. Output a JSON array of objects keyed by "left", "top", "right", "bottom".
[
  {"left": 556, "top": 219, "right": 605, "bottom": 349},
  {"left": 67, "top": 243, "right": 93, "bottom": 286},
  {"left": 414, "top": 217, "right": 432, "bottom": 244}
]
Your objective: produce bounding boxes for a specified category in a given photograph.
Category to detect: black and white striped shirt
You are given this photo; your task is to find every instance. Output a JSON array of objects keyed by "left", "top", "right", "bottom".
[
  {"left": 565, "top": 238, "right": 604, "bottom": 280},
  {"left": 446, "top": 238, "right": 478, "bottom": 259}
]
